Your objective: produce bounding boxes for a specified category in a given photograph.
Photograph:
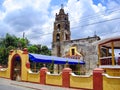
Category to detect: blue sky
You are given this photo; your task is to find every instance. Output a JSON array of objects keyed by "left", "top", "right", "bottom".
[
  {"left": 50, "top": 0, "right": 68, "bottom": 6},
  {"left": 93, "top": 0, "right": 108, "bottom": 6},
  {"left": 0, "top": 0, "right": 120, "bottom": 48}
]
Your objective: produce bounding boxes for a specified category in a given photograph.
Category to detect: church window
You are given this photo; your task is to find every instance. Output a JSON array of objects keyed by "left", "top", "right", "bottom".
[
  {"left": 56, "top": 34, "right": 60, "bottom": 41},
  {"left": 72, "top": 49, "right": 75, "bottom": 55},
  {"left": 58, "top": 24, "right": 60, "bottom": 29},
  {"left": 57, "top": 24, "right": 60, "bottom": 32},
  {"left": 57, "top": 28, "right": 60, "bottom": 32},
  {"left": 65, "top": 34, "right": 69, "bottom": 40},
  {"left": 65, "top": 17, "right": 67, "bottom": 20}
]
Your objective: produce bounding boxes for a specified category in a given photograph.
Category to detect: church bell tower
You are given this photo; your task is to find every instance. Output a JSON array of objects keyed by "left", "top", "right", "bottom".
[{"left": 52, "top": 4, "right": 71, "bottom": 57}]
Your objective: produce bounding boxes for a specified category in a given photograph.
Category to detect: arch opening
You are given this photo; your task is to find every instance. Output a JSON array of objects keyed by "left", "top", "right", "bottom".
[{"left": 11, "top": 54, "right": 21, "bottom": 81}]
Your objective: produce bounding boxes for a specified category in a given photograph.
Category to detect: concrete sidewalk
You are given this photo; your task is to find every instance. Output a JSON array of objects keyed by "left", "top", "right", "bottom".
[{"left": 0, "top": 78, "right": 85, "bottom": 90}]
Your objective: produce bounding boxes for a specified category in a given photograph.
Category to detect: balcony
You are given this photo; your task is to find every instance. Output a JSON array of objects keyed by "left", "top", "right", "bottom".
[
  {"left": 97, "top": 36, "right": 120, "bottom": 67},
  {"left": 100, "top": 56, "right": 120, "bottom": 66}
]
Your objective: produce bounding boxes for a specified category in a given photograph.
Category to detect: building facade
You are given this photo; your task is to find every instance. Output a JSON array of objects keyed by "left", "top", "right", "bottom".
[{"left": 52, "top": 6, "right": 100, "bottom": 73}]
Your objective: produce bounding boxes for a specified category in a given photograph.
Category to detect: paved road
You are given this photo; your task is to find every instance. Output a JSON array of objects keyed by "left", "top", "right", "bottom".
[
  {"left": 0, "top": 78, "right": 84, "bottom": 90},
  {"left": 0, "top": 84, "right": 34, "bottom": 90},
  {"left": 0, "top": 78, "right": 35, "bottom": 90}
]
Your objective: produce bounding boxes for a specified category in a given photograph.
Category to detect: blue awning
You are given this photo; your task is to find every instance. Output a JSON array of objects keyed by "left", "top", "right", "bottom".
[{"left": 29, "top": 53, "right": 85, "bottom": 65}]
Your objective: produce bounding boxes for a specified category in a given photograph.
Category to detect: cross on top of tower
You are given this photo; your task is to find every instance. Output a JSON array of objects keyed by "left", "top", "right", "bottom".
[
  {"left": 61, "top": 4, "right": 64, "bottom": 9},
  {"left": 59, "top": 4, "right": 65, "bottom": 14}
]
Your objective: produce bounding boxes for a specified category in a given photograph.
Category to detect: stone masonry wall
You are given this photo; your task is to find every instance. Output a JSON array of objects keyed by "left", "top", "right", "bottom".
[{"left": 52, "top": 36, "right": 100, "bottom": 73}]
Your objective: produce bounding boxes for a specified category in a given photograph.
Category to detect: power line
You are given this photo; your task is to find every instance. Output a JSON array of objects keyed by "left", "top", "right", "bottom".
[
  {"left": 70, "top": 8, "right": 120, "bottom": 25},
  {"left": 33, "top": 7, "right": 120, "bottom": 36},
  {"left": 71, "top": 17, "right": 120, "bottom": 29},
  {"left": 33, "top": 15, "right": 120, "bottom": 37},
  {"left": 29, "top": 6, "right": 120, "bottom": 45},
  {"left": 69, "top": 7, "right": 120, "bottom": 22},
  {"left": 29, "top": 30, "right": 120, "bottom": 45},
  {"left": 34, "top": 16, "right": 120, "bottom": 37},
  {"left": 26, "top": 7, "right": 120, "bottom": 41}
]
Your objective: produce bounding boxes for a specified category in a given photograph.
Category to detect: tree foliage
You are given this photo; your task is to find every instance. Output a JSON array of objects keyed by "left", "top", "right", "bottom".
[
  {"left": 28, "top": 44, "right": 51, "bottom": 71},
  {"left": 28, "top": 45, "right": 51, "bottom": 55},
  {"left": 0, "top": 33, "right": 51, "bottom": 69},
  {"left": 0, "top": 33, "right": 29, "bottom": 66}
]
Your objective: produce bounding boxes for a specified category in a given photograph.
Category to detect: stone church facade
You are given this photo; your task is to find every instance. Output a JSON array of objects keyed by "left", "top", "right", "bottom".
[{"left": 52, "top": 6, "right": 100, "bottom": 73}]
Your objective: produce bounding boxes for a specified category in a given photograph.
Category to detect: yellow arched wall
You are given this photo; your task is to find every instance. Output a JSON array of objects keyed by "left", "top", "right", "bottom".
[
  {"left": 70, "top": 74, "right": 93, "bottom": 89},
  {"left": 1, "top": 49, "right": 120, "bottom": 90},
  {"left": 0, "top": 49, "right": 29, "bottom": 81},
  {"left": 0, "top": 49, "right": 40, "bottom": 83},
  {"left": 46, "top": 73, "right": 62, "bottom": 86}
]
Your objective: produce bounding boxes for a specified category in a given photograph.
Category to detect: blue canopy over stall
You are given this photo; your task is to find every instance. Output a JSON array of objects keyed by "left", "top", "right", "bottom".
[{"left": 29, "top": 53, "right": 85, "bottom": 65}]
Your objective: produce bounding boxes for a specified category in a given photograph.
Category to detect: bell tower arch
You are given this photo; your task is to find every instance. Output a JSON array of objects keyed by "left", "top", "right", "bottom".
[
  {"left": 52, "top": 5, "right": 71, "bottom": 56},
  {"left": 53, "top": 5, "right": 71, "bottom": 43}
]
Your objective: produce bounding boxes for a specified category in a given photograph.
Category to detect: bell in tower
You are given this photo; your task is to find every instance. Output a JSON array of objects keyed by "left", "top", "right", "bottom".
[
  {"left": 52, "top": 4, "right": 71, "bottom": 57},
  {"left": 53, "top": 4, "right": 71, "bottom": 44},
  {"left": 52, "top": 5, "right": 71, "bottom": 74}
]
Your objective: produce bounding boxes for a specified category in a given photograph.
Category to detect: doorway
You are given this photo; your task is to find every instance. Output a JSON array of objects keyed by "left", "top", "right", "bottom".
[{"left": 11, "top": 54, "right": 21, "bottom": 81}]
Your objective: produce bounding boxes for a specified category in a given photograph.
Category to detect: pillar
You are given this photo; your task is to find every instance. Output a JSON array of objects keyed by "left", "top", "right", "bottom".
[
  {"left": 93, "top": 68, "right": 104, "bottom": 90},
  {"left": 111, "top": 42, "right": 115, "bottom": 65},
  {"left": 22, "top": 48, "right": 28, "bottom": 54},
  {"left": 9, "top": 50, "right": 14, "bottom": 55},
  {"left": 40, "top": 67, "right": 48, "bottom": 84},
  {"left": 62, "top": 68, "right": 72, "bottom": 88},
  {"left": 26, "top": 62, "right": 30, "bottom": 69},
  {"left": 98, "top": 45, "right": 101, "bottom": 65}
]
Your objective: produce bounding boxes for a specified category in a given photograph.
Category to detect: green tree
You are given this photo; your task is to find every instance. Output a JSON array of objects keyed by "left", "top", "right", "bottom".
[
  {"left": 17, "top": 38, "right": 29, "bottom": 49},
  {"left": 0, "top": 48, "right": 8, "bottom": 65},
  {"left": 28, "top": 44, "right": 51, "bottom": 72},
  {"left": 41, "top": 46, "right": 51, "bottom": 55},
  {"left": 3, "top": 33, "right": 17, "bottom": 47},
  {"left": 0, "top": 33, "right": 29, "bottom": 65},
  {"left": 0, "top": 33, "right": 51, "bottom": 70},
  {"left": 28, "top": 45, "right": 51, "bottom": 55},
  {"left": 28, "top": 45, "right": 38, "bottom": 53}
]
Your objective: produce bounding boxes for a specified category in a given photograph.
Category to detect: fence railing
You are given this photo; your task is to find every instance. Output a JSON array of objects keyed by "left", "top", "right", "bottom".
[{"left": 100, "top": 56, "right": 120, "bottom": 65}]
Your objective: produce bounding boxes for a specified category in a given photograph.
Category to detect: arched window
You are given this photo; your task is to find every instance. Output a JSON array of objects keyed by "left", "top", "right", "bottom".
[
  {"left": 65, "top": 34, "right": 68, "bottom": 40},
  {"left": 56, "top": 34, "right": 60, "bottom": 42},
  {"left": 57, "top": 24, "right": 60, "bottom": 29},
  {"left": 57, "top": 24, "right": 60, "bottom": 32},
  {"left": 65, "top": 17, "right": 67, "bottom": 20}
]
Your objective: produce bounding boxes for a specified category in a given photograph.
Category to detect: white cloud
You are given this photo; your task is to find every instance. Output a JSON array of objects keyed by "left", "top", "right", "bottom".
[
  {"left": 61, "top": 0, "right": 120, "bottom": 39},
  {"left": 0, "top": 0, "right": 120, "bottom": 48},
  {"left": 0, "top": 0, "right": 52, "bottom": 47},
  {"left": 3, "top": 0, "right": 51, "bottom": 12}
]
